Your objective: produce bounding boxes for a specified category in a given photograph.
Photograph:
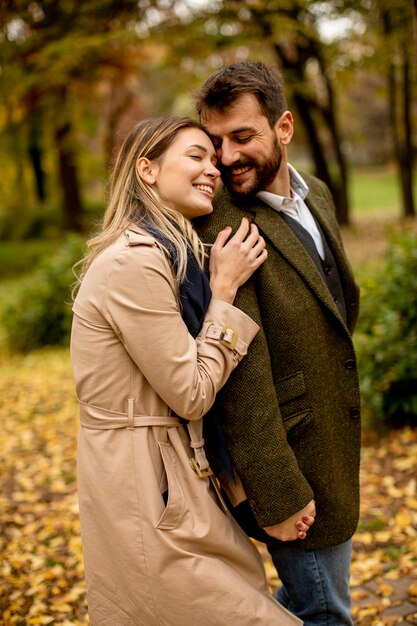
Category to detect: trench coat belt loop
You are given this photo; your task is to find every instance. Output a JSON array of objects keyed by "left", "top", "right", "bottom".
[
  {"left": 79, "top": 400, "right": 182, "bottom": 430},
  {"left": 128, "top": 398, "right": 135, "bottom": 430},
  {"left": 186, "top": 419, "right": 213, "bottom": 478}
]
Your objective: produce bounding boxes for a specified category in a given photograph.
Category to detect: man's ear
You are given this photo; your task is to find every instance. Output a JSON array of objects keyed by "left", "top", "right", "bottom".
[
  {"left": 136, "top": 157, "right": 159, "bottom": 185},
  {"left": 275, "top": 111, "right": 294, "bottom": 146}
]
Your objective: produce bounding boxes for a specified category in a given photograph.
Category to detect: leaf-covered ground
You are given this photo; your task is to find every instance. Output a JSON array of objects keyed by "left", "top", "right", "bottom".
[{"left": 1, "top": 348, "right": 416, "bottom": 625}]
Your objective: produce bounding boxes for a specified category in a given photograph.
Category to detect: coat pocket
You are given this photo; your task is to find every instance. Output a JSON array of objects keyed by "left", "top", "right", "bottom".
[
  {"left": 274, "top": 371, "right": 306, "bottom": 405},
  {"left": 155, "top": 441, "right": 185, "bottom": 531},
  {"left": 283, "top": 409, "right": 314, "bottom": 447}
]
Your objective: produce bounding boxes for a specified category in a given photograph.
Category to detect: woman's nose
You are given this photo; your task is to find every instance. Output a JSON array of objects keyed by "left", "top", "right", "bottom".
[{"left": 205, "top": 162, "right": 220, "bottom": 178}]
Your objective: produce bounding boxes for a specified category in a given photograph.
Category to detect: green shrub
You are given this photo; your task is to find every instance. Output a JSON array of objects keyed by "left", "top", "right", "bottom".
[
  {"left": 355, "top": 229, "right": 417, "bottom": 430},
  {"left": 0, "top": 239, "right": 62, "bottom": 279},
  {"left": 1, "top": 235, "right": 85, "bottom": 352}
]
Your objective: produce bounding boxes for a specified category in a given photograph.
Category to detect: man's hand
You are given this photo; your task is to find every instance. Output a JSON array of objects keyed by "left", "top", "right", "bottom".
[{"left": 263, "top": 499, "right": 316, "bottom": 541}]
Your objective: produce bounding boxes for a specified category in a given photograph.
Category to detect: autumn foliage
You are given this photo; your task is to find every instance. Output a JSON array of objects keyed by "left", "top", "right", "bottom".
[{"left": 1, "top": 348, "right": 416, "bottom": 625}]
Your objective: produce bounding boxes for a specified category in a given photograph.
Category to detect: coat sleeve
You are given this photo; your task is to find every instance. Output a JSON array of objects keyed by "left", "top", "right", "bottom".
[
  {"left": 102, "top": 240, "right": 259, "bottom": 421},
  {"left": 217, "top": 279, "right": 314, "bottom": 527},
  {"left": 197, "top": 193, "right": 314, "bottom": 527}
]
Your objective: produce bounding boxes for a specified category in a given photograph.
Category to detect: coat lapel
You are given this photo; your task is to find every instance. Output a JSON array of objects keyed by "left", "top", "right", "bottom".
[
  {"left": 252, "top": 198, "right": 346, "bottom": 327},
  {"left": 305, "top": 191, "right": 360, "bottom": 331},
  {"left": 306, "top": 194, "right": 352, "bottom": 287}
]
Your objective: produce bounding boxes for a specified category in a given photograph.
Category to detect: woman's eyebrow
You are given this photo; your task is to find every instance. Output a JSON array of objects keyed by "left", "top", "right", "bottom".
[{"left": 188, "top": 144, "right": 208, "bottom": 151}]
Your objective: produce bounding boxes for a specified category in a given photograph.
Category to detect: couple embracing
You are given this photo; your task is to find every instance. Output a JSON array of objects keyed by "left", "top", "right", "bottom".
[{"left": 71, "top": 62, "right": 360, "bottom": 626}]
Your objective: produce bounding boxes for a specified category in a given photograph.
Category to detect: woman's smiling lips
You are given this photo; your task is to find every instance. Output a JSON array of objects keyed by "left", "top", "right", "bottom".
[{"left": 193, "top": 183, "right": 214, "bottom": 196}]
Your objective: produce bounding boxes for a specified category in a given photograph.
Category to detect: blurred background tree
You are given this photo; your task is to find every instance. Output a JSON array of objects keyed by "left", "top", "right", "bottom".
[
  {"left": 0, "top": 0, "right": 416, "bottom": 428},
  {"left": 1, "top": 0, "right": 415, "bottom": 232},
  {"left": 1, "top": 0, "right": 155, "bottom": 233}
]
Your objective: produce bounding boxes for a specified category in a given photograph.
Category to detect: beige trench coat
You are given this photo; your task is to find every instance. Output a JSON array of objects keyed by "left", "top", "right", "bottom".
[{"left": 70, "top": 226, "right": 300, "bottom": 626}]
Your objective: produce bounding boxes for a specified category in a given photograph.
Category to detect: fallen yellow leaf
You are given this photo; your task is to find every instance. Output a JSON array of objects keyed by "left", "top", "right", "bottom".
[{"left": 395, "top": 512, "right": 412, "bottom": 528}]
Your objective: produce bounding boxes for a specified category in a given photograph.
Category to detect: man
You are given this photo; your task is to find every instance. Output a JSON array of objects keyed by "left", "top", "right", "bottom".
[{"left": 193, "top": 61, "right": 361, "bottom": 626}]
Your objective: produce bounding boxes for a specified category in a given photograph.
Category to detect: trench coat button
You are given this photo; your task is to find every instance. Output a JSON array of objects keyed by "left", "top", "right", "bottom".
[
  {"left": 349, "top": 407, "right": 360, "bottom": 419},
  {"left": 324, "top": 265, "right": 332, "bottom": 275},
  {"left": 345, "top": 359, "right": 356, "bottom": 370}
]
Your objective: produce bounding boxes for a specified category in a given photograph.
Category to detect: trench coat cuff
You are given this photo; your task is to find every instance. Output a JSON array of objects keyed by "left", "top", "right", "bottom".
[{"left": 201, "top": 299, "right": 259, "bottom": 358}]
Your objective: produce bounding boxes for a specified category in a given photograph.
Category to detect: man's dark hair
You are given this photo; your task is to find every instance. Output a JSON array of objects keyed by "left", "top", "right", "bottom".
[{"left": 194, "top": 61, "right": 287, "bottom": 129}]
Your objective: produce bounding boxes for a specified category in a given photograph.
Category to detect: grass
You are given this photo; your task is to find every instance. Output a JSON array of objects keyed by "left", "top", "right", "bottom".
[{"left": 349, "top": 166, "right": 405, "bottom": 217}]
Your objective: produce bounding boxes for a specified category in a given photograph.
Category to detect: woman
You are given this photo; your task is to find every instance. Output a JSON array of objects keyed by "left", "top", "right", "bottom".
[{"left": 71, "top": 116, "right": 307, "bottom": 625}]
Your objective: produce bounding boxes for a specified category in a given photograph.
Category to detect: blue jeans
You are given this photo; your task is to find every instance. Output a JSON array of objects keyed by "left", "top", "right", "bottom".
[{"left": 268, "top": 539, "right": 353, "bottom": 626}]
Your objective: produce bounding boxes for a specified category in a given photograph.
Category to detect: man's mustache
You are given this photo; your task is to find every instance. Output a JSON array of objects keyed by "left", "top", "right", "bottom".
[{"left": 220, "top": 161, "right": 254, "bottom": 174}]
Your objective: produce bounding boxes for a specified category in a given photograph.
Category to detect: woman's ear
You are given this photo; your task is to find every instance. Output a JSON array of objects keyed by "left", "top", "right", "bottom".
[{"left": 136, "top": 157, "right": 159, "bottom": 185}]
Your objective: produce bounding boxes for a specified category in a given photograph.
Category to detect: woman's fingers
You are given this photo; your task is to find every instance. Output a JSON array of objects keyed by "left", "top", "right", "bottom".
[
  {"left": 212, "top": 225, "right": 232, "bottom": 250},
  {"left": 248, "top": 234, "right": 266, "bottom": 258},
  {"left": 217, "top": 219, "right": 263, "bottom": 254},
  {"left": 295, "top": 511, "right": 316, "bottom": 540},
  {"left": 242, "top": 222, "right": 261, "bottom": 248},
  {"left": 231, "top": 217, "right": 251, "bottom": 242},
  {"left": 251, "top": 248, "right": 268, "bottom": 270},
  {"left": 230, "top": 221, "right": 265, "bottom": 259},
  {"left": 209, "top": 218, "right": 268, "bottom": 301}
]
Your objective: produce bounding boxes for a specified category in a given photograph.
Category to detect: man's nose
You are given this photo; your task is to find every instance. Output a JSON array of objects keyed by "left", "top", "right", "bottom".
[{"left": 219, "top": 140, "right": 239, "bottom": 167}]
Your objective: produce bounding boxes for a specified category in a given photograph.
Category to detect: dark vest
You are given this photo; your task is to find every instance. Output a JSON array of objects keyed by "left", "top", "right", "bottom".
[{"left": 278, "top": 211, "right": 347, "bottom": 323}]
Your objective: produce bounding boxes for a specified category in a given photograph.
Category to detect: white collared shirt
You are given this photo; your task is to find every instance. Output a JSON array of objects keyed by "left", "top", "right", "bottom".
[{"left": 257, "top": 164, "right": 325, "bottom": 259}]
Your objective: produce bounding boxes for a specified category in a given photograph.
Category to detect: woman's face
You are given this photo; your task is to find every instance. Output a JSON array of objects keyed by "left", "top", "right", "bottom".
[{"left": 152, "top": 127, "right": 220, "bottom": 220}]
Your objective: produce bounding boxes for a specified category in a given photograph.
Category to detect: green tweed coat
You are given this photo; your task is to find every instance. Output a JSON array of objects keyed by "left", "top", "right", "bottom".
[{"left": 195, "top": 171, "right": 361, "bottom": 550}]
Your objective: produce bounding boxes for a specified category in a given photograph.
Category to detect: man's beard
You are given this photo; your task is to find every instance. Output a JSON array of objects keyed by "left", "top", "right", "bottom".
[{"left": 221, "top": 135, "right": 282, "bottom": 196}]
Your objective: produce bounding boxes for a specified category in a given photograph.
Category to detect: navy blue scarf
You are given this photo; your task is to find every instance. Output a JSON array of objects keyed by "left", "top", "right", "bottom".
[
  {"left": 145, "top": 226, "right": 211, "bottom": 337},
  {"left": 142, "top": 223, "right": 234, "bottom": 481}
]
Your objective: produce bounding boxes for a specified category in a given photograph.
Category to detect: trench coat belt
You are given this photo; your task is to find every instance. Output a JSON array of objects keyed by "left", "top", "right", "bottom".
[
  {"left": 79, "top": 399, "right": 181, "bottom": 430},
  {"left": 78, "top": 400, "right": 212, "bottom": 483}
]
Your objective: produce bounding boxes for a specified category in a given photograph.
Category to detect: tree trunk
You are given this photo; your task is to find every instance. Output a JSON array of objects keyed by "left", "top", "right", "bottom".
[
  {"left": 273, "top": 42, "right": 350, "bottom": 225},
  {"left": 54, "top": 88, "right": 84, "bottom": 231},
  {"left": 28, "top": 144, "right": 46, "bottom": 203},
  {"left": 414, "top": 0, "right": 417, "bottom": 57},
  {"left": 400, "top": 51, "right": 415, "bottom": 217},
  {"left": 384, "top": 10, "right": 415, "bottom": 219},
  {"left": 103, "top": 85, "right": 134, "bottom": 172},
  {"left": 26, "top": 98, "right": 47, "bottom": 202}
]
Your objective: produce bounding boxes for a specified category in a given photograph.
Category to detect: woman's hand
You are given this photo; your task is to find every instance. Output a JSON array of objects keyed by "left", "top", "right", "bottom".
[
  {"left": 209, "top": 218, "right": 267, "bottom": 304},
  {"left": 263, "top": 499, "right": 316, "bottom": 542}
]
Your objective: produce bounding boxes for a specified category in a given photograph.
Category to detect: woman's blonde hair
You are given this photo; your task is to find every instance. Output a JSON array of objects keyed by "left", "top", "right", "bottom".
[{"left": 75, "top": 116, "right": 208, "bottom": 291}]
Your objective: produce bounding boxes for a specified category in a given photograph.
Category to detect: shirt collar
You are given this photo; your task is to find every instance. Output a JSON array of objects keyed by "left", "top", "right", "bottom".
[{"left": 257, "top": 164, "right": 309, "bottom": 210}]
